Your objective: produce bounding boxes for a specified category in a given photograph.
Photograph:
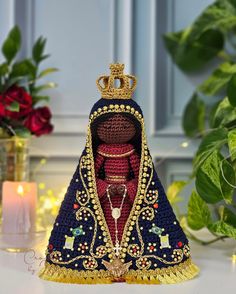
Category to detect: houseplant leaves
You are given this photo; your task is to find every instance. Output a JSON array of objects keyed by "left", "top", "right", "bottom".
[
  {"left": 198, "top": 62, "right": 236, "bottom": 96},
  {"left": 182, "top": 93, "right": 205, "bottom": 137},
  {"left": 193, "top": 127, "right": 228, "bottom": 173},
  {"left": 164, "top": 0, "right": 236, "bottom": 243},
  {"left": 188, "top": 0, "right": 236, "bottom": 40},
  {"left": 163, "top": 29, "right": 224, "bottom": 72},
  {"left": 227, "top": 73, "right": 236, "bottom": 106},
  {"left": 196, "top": 150, "right": 235, "bottom": 204},
  {"left": 228, "top": 129, "right": 236, "bottom": 161},
  {"left": 213, "top": 97, "right": 236, "bottom": 127},
  {"left": 222, "top": 207, "right": 236, "bottom": 227},
  {"left": 208, "top": 221, "right": 236, "bottom": 239},
  {"left": 187, "top": 190, "right": 211, "bottom": 230}
]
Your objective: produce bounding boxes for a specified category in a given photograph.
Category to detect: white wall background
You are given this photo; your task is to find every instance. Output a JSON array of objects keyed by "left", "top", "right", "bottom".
[{"left": 0, "top": 0, "right": 213, "bottom": 207}]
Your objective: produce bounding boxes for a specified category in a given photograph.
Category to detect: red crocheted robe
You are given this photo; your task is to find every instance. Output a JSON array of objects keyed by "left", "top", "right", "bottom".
[{"left": 95, "top": 143, "right": 140, "bottom": 244}]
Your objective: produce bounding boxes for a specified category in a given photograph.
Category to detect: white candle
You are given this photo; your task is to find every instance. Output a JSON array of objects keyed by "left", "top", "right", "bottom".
[{"left": 2, "top": 181, "right": 37, "bottom": 234}]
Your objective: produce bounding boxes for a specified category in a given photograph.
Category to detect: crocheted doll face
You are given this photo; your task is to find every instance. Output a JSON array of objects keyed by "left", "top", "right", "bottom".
[{"left": 97, "top": 113, "right": 136, "bottom": 144}]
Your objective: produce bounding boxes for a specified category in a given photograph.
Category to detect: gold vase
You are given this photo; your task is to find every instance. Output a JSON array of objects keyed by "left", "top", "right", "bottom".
[{"left": 0, "top": 137, "right": 30, "bottom": 191}]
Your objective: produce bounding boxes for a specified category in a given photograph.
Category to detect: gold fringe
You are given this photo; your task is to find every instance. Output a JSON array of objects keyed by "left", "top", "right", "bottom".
[
  {"left": 39, "top": 263, "right": 112, "bottom": 284},
  {"left": 39, "top": 259, "right": 199, "bottom": 284},
  {"left": 125, "top": 259, "right": 199, "bottom": 284}
]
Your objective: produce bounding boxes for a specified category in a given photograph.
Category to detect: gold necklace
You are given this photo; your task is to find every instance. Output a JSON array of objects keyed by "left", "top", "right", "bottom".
[{"left": 106, "top": 184, "right": 127, "bottom": 257}]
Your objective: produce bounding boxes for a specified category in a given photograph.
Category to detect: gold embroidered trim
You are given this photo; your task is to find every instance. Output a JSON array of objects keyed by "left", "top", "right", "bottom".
[
  {"left": 49, "top": 251, "right": 98, "bottom": 270},
  {"left": 39, "top": 259, "right": 199, "bottom": 284},
  {"left": 126, "top": 258, "right": 199, "bottom": 284},
  {"left": 97, "top": 149, "right": 135, "bottom": 158},
  {"left": 135, "top": 206, "right": 154, "bottom": 257}
]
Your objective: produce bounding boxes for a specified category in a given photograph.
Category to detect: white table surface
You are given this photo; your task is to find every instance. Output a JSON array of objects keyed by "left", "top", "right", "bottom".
[{"left": 0, "top": 231, "right": 235, "bottom": 294}]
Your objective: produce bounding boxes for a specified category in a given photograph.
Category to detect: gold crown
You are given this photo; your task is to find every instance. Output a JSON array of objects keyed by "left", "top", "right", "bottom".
[{"left": 96, "top": 63, "right": 137, "bottom": 99}]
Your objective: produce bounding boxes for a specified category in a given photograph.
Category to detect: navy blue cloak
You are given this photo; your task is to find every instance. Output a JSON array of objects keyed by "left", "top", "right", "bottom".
[{"left": 39, "top": 98, "right": 199, "bottom": 284}]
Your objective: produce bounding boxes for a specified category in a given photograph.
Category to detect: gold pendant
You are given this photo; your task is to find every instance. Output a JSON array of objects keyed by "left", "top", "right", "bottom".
[
  {"left": 112, "top": 207, "right": 121, "bottom": 219},
  {"left": 102, "top": 257, "right": 132, "bottom": 278}
]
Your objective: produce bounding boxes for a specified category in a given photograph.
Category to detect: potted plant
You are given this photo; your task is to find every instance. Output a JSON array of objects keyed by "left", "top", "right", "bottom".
[{"left": 164, "top": 0, "right": 236, "bottom": 244}]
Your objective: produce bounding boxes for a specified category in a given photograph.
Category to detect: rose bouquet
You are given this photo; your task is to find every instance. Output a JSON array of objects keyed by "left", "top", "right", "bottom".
[{"left": 0, "top": 26, "right": 57, "bottom": 138}]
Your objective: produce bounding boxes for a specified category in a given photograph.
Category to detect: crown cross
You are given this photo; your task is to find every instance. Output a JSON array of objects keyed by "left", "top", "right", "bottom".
[{"left": 96, "top": 63, "right": 137, "bottom": 99}]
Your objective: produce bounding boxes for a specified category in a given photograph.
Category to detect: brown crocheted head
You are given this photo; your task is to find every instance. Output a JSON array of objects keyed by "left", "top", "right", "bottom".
[{"left": 96, "top": 113, "right": 136, "bottom": 144}]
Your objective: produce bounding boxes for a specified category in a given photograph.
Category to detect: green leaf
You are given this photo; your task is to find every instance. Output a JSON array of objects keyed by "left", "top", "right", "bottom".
[
  {"left": 209, "top": 101, "right": 221, "bottom": 128},
  {"left": 220, "top": 158, "right": 236, "bottom": 203},
  {"left": 8, "top": 25, "right": 21, "bottom": 46},
  {"left": 208, "top": 221, "right": 236, "bottom": 239},
  {"left": 0, "top": 62, "right": 9, "bottom": 76},
  {"left": 187, "top": 190, "right": 211, "bottom": 230},
  {"left": 10, "top": 59, "right": 36, "bottom": 79},
  {"left": 164, "top": 0, "right": 236, "bottom": 72},
  {"left": 182, "top": 93, "right": 205, "bottom": 137},
  {"left": 196, "top": 150, "right": 235, "bottom": 204},
  {"left": 38, "top": 54, "right": 50, "bottom": 63},
  {"left": 33, "top": 82, "right": 57, "bottom": 94},
  {"left": 32, "top": 95, "right": 50, "bottom": 105},
  {"left": 4, "top": 76, "right": 26, "bottom": 90},
  {"left": 228, "top": 0, "right": 236, "bottom": 9},
  {"left": 2, "top": 39, "right": 18, "bottom": 65},
  {"left": 227, "top": 73, "right": 236, "bottom": 106},
  {"left": 223, "top": 207, "right": 236, "bottom": 228},
  {"left": 213, "top": 97, "right": 236, "bottom": 127},
  {"left": 228, "top": 129, "right": 236, "bottom": 161},
  {"left": 2, "top": 26, "right": 21, "bottom": 64},
  {"left": 193, "top": 128, "right": 228, "bottom": 172},
  {"left": 14, "top": 127, "right": 31, "bottom": 138},
  {"left": 5, "top": 101, "right": 20, "bottom": 112},
  {"left": 167, "top": 181, "right": 186, "bottom": 205},
  {"left": 189, "top": 0, "right": 236, "bottom": 40},
  {"left": 38, "top": 68, "right": 58, "bottom": 79},
  {"left": 198, "top": 62, "right": 236, "bottom": 96},
  {"left": 32, "top": 37, "right": 47, "bottom": 64},
  {"left": 163, "top": 29, "right": 224, "bottom": 72},
  {"left": 163, "top": 30, "right": 183, "bottom": 60}
]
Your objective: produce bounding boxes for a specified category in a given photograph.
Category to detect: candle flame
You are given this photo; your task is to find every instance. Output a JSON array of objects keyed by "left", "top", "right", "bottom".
[
  {"left": 232, "top": 254, "right": 236, "bottom": 264},
  {"left": 17, "top": 185, "right": 24, "bottom": 197}
]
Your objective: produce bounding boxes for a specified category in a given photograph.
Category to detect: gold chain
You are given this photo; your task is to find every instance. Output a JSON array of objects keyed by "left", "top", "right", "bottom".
[{"left": 106, "top": 184, "right": 127, "bottom": 257}]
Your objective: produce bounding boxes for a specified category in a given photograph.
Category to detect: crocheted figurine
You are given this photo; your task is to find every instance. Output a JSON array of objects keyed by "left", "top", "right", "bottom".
[{"left": 39, "top": 64, "right": 199, "bottom": 284}]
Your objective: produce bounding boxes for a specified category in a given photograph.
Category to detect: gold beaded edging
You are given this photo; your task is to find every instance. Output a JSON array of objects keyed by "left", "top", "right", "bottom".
[
  {"left": 39, "top": 258, "right": 199, "bottom": 284},
  {"left": 87, "top": 103, "right": 147, "bottom": 260}
]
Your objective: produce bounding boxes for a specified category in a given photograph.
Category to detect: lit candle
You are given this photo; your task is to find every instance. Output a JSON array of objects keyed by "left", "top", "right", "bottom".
[{"left": 2, "top": 181, "right": 37, "bottom": 234}]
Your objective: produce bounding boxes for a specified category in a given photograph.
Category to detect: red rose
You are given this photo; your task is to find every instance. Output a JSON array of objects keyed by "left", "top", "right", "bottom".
[
  {"left": 24, "top": 107, "right": 53, "bottom": 136},
  {"left": 0, "top": 85, "right": 33, "bottom": 119},
  {"left": 0, "top": 95, "right": 4, "bottom": 117}
]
